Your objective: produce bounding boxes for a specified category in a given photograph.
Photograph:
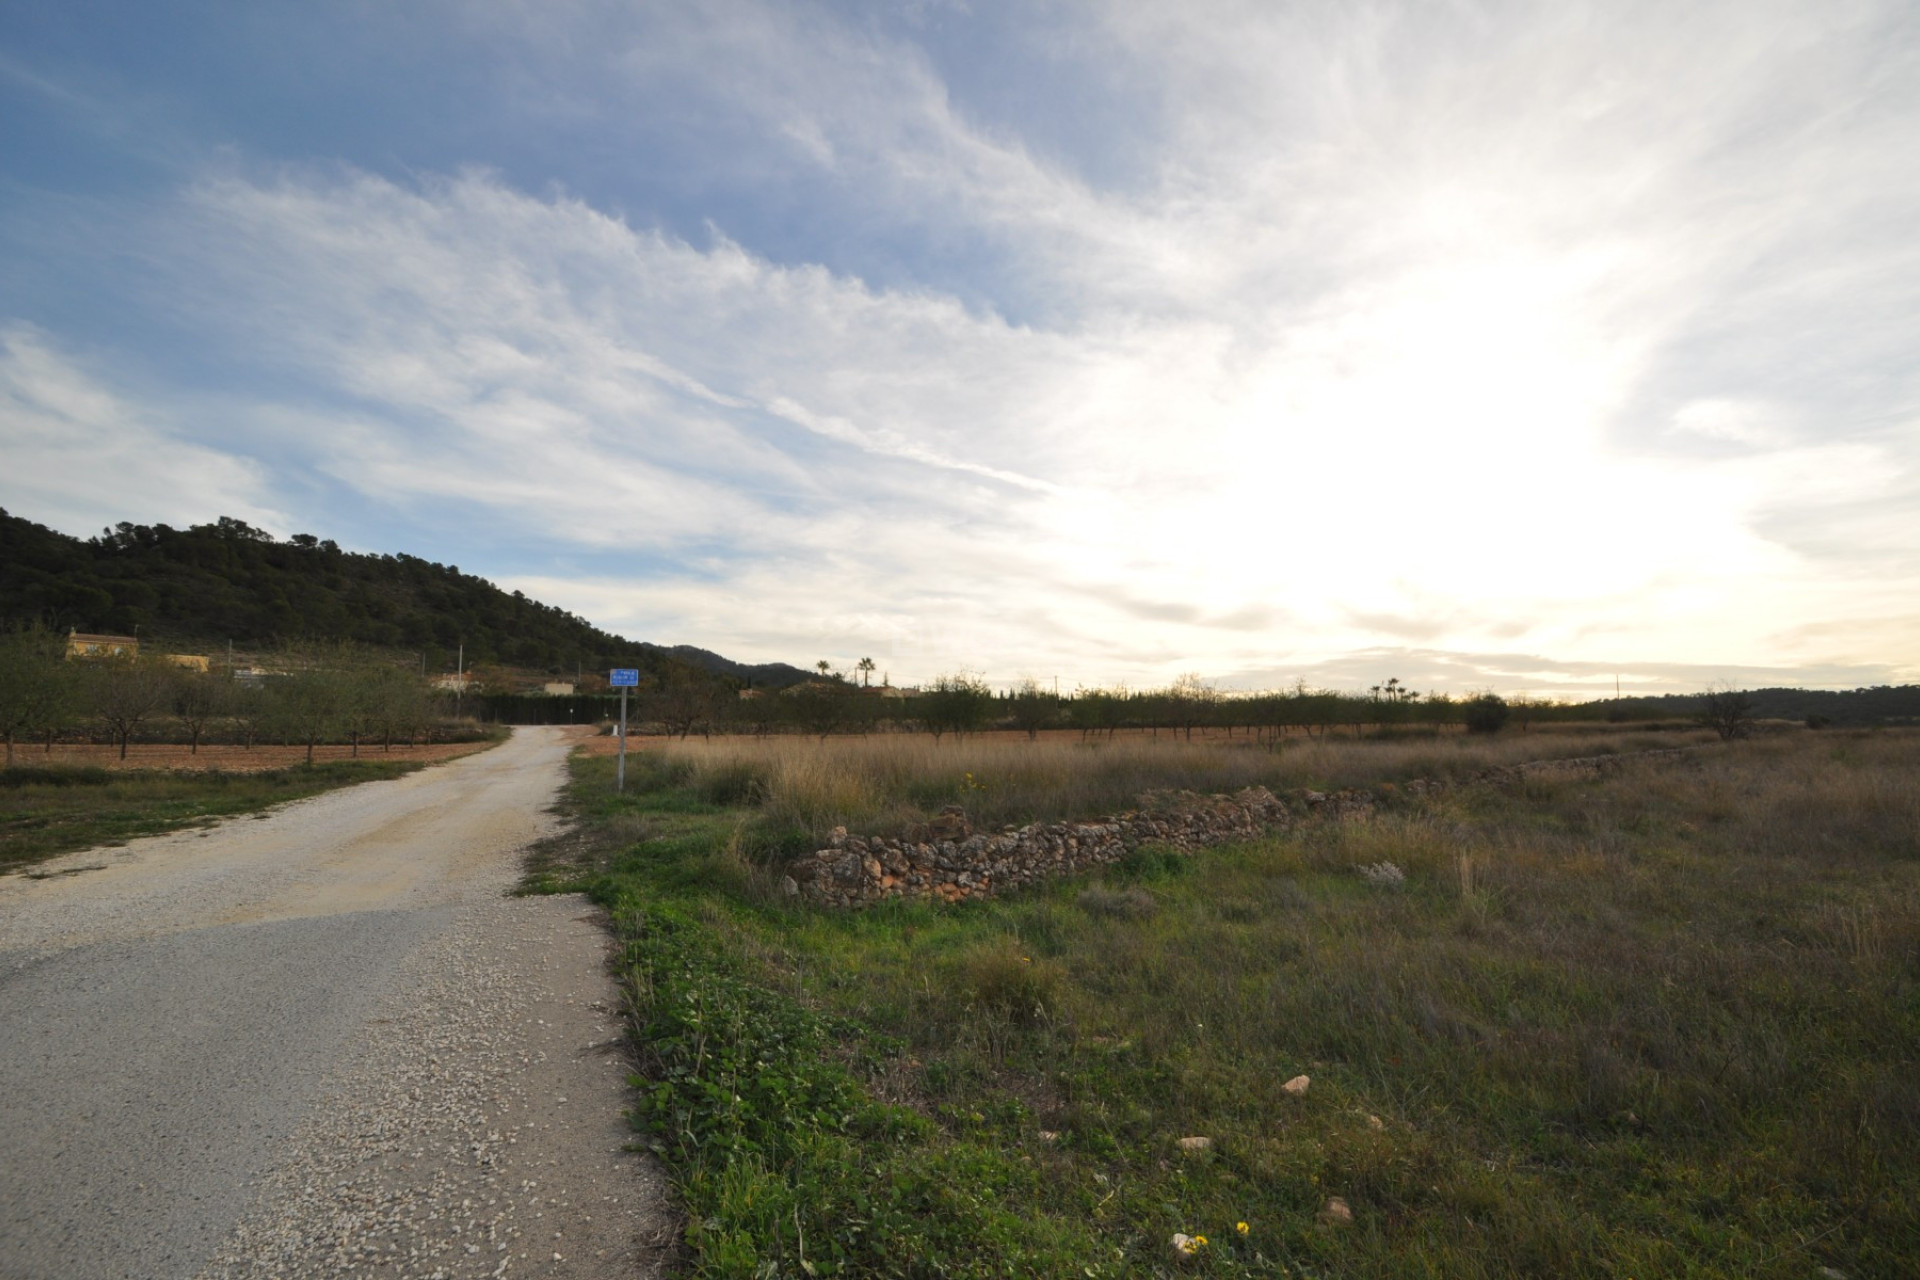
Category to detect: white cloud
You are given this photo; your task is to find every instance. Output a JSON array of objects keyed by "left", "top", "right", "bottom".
[
  {"left": 0, "top": 324, "right": 282, "bottom": 536},
  {"left": 5, "top": 1, "right": 1918, "bottom": 691},
  {"left": 146, "top": 150, "right": 1912, "bottom": 687}
]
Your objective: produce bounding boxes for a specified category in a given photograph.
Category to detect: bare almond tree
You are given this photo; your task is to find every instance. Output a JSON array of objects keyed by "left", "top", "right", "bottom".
[
  {"left": 173, "top": 669, "right": 219, "bottom": 754},
  {"left": 1695, "top": 683, "right": 1756, "bottom": 741},
  {"left": 87, "top": 654, "right": 173, "bottom": 759}
]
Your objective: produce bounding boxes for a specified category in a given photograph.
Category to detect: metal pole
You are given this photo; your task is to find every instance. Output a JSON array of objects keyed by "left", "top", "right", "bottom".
[{"left": 617, "top": 685, "right": 628, "bottom": 792}]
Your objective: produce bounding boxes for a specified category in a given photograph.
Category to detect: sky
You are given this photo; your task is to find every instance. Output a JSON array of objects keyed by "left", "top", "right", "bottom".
[{"left": 2, "top": 1, "right": 1917, "bottom": 698}]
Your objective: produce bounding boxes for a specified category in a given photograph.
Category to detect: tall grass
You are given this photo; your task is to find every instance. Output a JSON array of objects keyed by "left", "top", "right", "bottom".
[
  {"left": 553, "top": 728, "right": 1920, "bottom": 1278},
  {"left": 655, "top": 727, "right": 1718, "bottom": 843}
]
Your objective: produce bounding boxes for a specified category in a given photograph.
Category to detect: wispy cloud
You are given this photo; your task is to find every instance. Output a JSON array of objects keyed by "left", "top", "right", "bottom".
[
  {"left": 0, "top": 325, "right": 281, "bottom": 536},
  {"left": 1, "top": 1, "right": 1916, "bottom": 691}
]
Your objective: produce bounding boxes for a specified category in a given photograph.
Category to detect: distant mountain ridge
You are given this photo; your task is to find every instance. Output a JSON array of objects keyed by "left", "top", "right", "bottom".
[{"left": 0, "top": 508, "right": 813, "bottom": 687}]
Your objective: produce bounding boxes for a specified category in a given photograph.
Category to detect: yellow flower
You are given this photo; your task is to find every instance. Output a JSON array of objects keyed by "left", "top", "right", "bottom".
[
  {"left": 1194, "top": 1236, "right": 1208, "bottom": 1247},
  {"left": 1236, "top": 1221, "right": 1249, "bottom": 1236}
]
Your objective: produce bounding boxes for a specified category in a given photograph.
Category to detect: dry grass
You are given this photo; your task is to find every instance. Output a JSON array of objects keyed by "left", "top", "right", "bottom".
[
  {"left": 650, "top": 726, "right": 1719, "bottom": 842},
  {"left": 564, "top": 728, "right": 1920, "bottom": 1277}
]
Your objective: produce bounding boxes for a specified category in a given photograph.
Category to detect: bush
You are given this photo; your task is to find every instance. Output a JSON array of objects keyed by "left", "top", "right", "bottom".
[
  {"left": 1695, "top": 684, "right": 1756, "bottom": 741},
  {"left": 1462, "top": 693, "right": 1510, "bottom": 735}
]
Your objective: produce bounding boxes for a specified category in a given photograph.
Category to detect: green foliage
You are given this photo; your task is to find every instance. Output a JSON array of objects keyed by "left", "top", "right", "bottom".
[
  {"left": 1608, "top": 684, "right": 1920, "bottom": 727},
  {"left": 920, "top": 673, "right": 994, "bottom": 742},
  {"left": 0, "top": 622, "right": 79, "bottom": 762},
  {"left": 0, "top": 508, "right": 807, "bottom": 687},
  {"left": 1007, "top": 678, "right": 1060, "bottom": 740},
  {"left": 1108, "top": 843, "right": 1193, "bottom": 884},
  {"left": 1462, "top": 691, "right": 1511, "bottom": 734}
]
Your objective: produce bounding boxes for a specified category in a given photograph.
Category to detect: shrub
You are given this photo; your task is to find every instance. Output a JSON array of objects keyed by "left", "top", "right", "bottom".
[
  {"left": 1695, "top": 683, "right": 1756, "bottom": 740},
  {"left": 1462, "top": 693, "right": 1510, "bottom": 735}
]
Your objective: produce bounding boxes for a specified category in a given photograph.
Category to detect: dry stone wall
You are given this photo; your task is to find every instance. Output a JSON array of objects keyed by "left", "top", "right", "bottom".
[{"left": 783, "top": 745, "right": 1695, "bottom": 909}]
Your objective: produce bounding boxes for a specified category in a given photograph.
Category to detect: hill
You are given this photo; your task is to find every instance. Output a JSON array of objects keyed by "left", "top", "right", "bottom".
[
  {"left": 1596, "top": 686, "right": 1920, "bottom": 728},
  {"left": 0, "top": 509, "right": 812, "bottom": 687}
]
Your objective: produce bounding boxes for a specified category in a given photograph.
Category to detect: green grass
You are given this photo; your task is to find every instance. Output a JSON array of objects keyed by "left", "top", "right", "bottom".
[
  {"left": 0, "top": 760, "right": 439, "bottom": 871},
  {"left": 540, "top": 733, "right": 1920, "bottom": 1278}
]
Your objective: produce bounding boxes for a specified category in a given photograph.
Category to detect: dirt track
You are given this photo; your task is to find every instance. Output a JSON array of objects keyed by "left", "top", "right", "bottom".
[{"left": 0, "top": 725, "right": 669, "bottom": 1279}]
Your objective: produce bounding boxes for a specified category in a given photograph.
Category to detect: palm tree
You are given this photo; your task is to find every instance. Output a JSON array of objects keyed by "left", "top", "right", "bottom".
[{"left": 856, "top": 657, "right": 876, "bottom": 687}]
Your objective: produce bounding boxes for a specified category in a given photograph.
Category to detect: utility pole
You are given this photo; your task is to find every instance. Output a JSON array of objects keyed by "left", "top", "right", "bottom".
[{"left": 455, "top": 642, "right": 464, "bottom": 716}]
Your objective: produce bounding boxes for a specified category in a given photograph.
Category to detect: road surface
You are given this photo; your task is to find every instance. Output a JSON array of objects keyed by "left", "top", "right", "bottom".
[{"left": 0, "top": 725, "right": 669, "bottom": 1280}]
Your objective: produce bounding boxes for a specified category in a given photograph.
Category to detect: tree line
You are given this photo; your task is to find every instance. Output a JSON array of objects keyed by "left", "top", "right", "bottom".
[
  {"left": 580, "top": 668, "right": 1851, "bottom": 743},
  {"left": 0, "top": 625, "right": 455, "bottom": 766},
  {"left": 573, "top": 669, "right": 1544, "bottom": 742}
]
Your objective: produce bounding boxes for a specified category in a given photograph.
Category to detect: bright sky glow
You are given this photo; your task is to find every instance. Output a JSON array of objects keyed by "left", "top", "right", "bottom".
[{"left": 2, "top": 2, "right": 1916, "bottom": 695}]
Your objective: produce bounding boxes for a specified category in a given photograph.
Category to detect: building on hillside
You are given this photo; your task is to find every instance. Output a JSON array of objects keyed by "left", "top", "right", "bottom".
[
  {"left": 167, "top": 654, "right": 210, "bottom": 672},
  {"left": 66, "top": 630, "right": 138, "bottom": 660},
  {"left": 737, "top": 688, "right": 764, "bottom": 700},
  {"left": 543, "top": 681, "right": 576, "bottom": 696},
  {"left": 430, "top": 673, "right": 470, "bottom": 692}
]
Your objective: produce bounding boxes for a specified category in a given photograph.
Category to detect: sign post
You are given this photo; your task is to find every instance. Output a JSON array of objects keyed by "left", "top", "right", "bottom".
[{"left": 610, "top": 669, "right": 639, "bottom": 791}]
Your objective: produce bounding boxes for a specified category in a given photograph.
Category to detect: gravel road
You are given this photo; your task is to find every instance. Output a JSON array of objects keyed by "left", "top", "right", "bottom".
[{"left": 0, "top": 726, "right": 671, "bottom": 1280}]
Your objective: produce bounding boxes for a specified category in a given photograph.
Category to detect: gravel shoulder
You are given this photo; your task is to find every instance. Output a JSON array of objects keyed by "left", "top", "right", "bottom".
[{"left": 0, "top": 726, "right": 671, "bottom": 1280}]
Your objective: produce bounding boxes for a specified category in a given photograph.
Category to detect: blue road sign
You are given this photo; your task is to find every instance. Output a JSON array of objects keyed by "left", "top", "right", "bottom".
[{"left": 610, "top": 668, "right": 640, "bottom": 687}]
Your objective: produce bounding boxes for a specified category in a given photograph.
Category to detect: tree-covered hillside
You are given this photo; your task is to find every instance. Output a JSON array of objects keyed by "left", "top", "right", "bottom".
[
  {"left": 1600, "top": 686, "right": 1920, "bottom": 727},
  {"left": 0, "top": 509, "right": 810, "bottom": 685}
]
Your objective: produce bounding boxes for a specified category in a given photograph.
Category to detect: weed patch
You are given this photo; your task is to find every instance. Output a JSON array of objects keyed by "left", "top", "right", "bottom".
[{"left": 547, "top": 731, "right": 1920, "bottom": 1278}]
